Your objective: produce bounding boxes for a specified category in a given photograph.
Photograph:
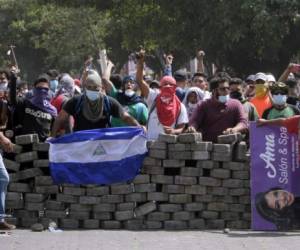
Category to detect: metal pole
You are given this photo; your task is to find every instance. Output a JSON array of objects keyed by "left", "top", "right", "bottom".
[{"left": 9, "top": 45, "right": 19, "bottom": 70}]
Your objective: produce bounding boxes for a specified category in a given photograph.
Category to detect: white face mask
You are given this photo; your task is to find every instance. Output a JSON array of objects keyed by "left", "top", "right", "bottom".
[
  {"left": 218, "top": 94, "right": 230, "bottom": 103},
  {"left": 124, "top": 89, "right": 135, "bottom": 97},
  {"left": 0, "top": 82, "right": 8, "bottom": 91},
  {"left": 188, "top": 102, "right": 197, "bottom": 108},
  {"left": 85, "top": 89, "right": 99, "bottom": 101},
  {"left": 272, "top": 94, "right": 287, "bottom": 106}
]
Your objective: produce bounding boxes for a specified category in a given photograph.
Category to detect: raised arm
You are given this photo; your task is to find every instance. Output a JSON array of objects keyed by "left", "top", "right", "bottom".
[
  {"left": 278, "top": 63, "right": 300, "bottom": 82},
  {"left": 101, "top": 60, "right": 115, "bottom": 94},
  {"left": 135, "top": 49, "right": 150, "bottom": 98},
  {"left": 197, "top": 50, "right": 205, "bottom": 73}
]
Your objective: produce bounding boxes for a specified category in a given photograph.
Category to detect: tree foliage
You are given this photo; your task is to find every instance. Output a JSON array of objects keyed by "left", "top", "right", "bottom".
[{"left": 0, "top": 0, "right": 300, "bottom": 80}]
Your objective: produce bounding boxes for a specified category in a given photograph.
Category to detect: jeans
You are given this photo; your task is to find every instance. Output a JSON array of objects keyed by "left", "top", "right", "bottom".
[{"left": 0, "top": 154, "right": 9, "bottom": 222}]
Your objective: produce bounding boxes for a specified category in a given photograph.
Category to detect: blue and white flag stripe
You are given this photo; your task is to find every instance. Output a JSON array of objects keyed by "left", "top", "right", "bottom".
[{"left": 48, "top": 127, "right": 148, "bottom": 185}]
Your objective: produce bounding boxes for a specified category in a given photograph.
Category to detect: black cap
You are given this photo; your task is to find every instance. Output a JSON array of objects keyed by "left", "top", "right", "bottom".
[
  {"left": 34, "top": 74, "right": 50, "bottom": 86},
  {"left": 174, "top": 70, "right": 187, "bottom": 82}
]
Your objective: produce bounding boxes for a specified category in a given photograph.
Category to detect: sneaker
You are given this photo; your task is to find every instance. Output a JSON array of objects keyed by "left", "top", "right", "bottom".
[{"left": 0, "top": 221, "right": 16, "bottom": 230}]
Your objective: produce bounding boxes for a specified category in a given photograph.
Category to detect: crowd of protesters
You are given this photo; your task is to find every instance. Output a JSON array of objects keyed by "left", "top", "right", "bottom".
[{"left": 1, "top": 49, "right": 300, "bottom": 230}]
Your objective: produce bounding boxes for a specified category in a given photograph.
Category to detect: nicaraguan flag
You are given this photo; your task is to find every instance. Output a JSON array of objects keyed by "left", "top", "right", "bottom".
[{"left": 48, "top": 127, "right": 148, "bottom": 184}]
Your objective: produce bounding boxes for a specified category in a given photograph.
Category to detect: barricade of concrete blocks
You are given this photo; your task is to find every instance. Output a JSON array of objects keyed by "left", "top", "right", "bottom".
[{"left": 5, "top": 133, "right": 251, "bottom": 230}]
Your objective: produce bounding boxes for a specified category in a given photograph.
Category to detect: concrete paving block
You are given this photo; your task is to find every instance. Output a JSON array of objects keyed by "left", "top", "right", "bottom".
[
  {"left": 213, "top": 144, "right": 232, "bottom": 153},
  {"left": 174, "top": 176, "right": 197, "bottom": 185},
  {"left": 8, "top": 182, "right": 31, "bottom": 193},
  {"left": 207, "top": 202, "right": 229, "bottom": 212},
  {"left": 12, "top": 144, "right": 23, "bottom": 154},
  {"left": 210, "top": 187, "right": 229, "bottom": 196},
  {"left": 60, "top": 219, "right": 79, "bottom": 229},
  {"left": 20, "top": 218, "right": 39, "bottom": 228},
  {"left": 101, "top": 220, "right": 121, "bottom": 229},
  {"left": 169, "top": 194, "right": 192, "bottom": 203},
  {"left": 229, "top": 204, "right": 246, "bottom": 212},
  {"left": 35, "top": 176, "right": 53, "bottom": 186},
  {"left": 184, "top": 203, "right": 205, "bottom": 212},
  {"left": 163, "top": 159, "right": 185, "bottom": 168},
  {"left": 221, "top": 211, "right": 240, "bottom": 220},
  {"left": 232, "top": 170, "right": 249, "bottom": 180},
  {"left": 149, "top": 141, "right": 167, "bottom": 150},
  {"left": 79, "top": 196, "right": 101, "bottom": 205},
  {"left": 25, "top": 202, "right": 44, "bottom": 211},
  {"left": 32, "top": 142, "right": 50, "bottom": 152},
  {"left": 172, "top": 211, "right": 194, "bottom": 221},
  {"left": 100, "top": 195, "right": 124, "bottom": 203},
  {"left": 70, "top": 204, "right": 92, "bottom": 212},
  {"left": 190, "top": 142, "right": 213, "bottom": 151},
  {"left": 9, "top": 173, "right": 20, "bottom": 182},
  {"left": 229, "top": 188, "right": 249, "bottom": 196},
  {"left": 239, "top": 195, "right": 251, "bottom": 204},
  {"left": 222, "top": 162, "right": 249, "bottom": 171},
  {"left": 45, "top": 200, "right": 65, "bottom": 210},
  {"left": 46, "top": 210, "right": 66, "bottom": 219},
  {"left": 25, "top": 193, "right": 46, "bottom": 203},
  {"left": 18, "top": 168, "right": 43, "bottom": 180},
  {"left": 93, "top": 203, "right": 116, "bottom": 212},
  {"left": 199, "top": 177, "right": 221, "bottom": 187},
  {"left": 6, "top": 192, "right": 22, "bottom": 201},
  {"left": 151, "top": 175, "right": 173, "bottom": 184},
  {"left": 222, "top": 179, "right": 244, "bottom": 188},
  {"left": 123, "top": 220, "right": 145, "bottom": 230},
  {"left": 196, "top": 160, "right": 219, "bottom": 169},
  {"left": 125, "top": 193, "right": 147, "bottom": 203},
  {"left": 192, "top": 151, "right": 211, "bottom": 160},
  {"left": 15, "top": 134, "right": 39, "bottom": 145},
  {"left": 194, "top": 195, "right": 214, "bottom": 203},
  {"left": 162, "top": 185, "right": 185, "bottom": 194},
  {"left": 134, "top": 201, "right": 157, "bottom": 217},
  {"left": 15, "top": 151, "right": 38, "bottom": 163},
  {"left": 211, "top": 169, "right": 231, "bottom": 179},
  {"left": 149, "top": 149, "right": 167, "bottom": 159},
  {"left": 226, "top": 220, "right": 249, "bottom": 229},
  {"left": 147, "top": 212, "right": 171, "bottom": 221},
  {"left": 132, "top": 174, "right": 150, "bottom": 184},
  {"left": 189, "top": 219, "right": 205, "bottom": 229},
  {"left": 114, "top": 210, "right": 134, "bottom": 221},
  {"left": 35, "top": 185, "right": 59, "bottom": 194},
  {"left": 212, "top": 152, "right": 232, "bottom": 162},
  {"left": 33, "top": 159, "right": 49, "bottom": 168},
  {"left": 180, "top": 167, "right": 200, "bottom": 177},
  {"left": 201, "top": 211, "right": 219, "bottom": 219},
  {"left": 69, "top": 211, "right": 90, "bottom": 220},
  {"left": 134, "top": 183, "right": 157, "bottom": 193},
  {"left": 185, "top": 185, "right": 206, "bottom": 195},
  {"left": 177, "top": 133, "right": 202, "bottom": 143},
  {"left": 234, "top": 141, "right": 248, "bottom": 161},
  {"left": 56, "top": 194, "right": 78, "bottom": 203},
  {"left": 110, "top": 184, "right": 134, "bottom": 195},
  {"left": 159, "top": 204, "right": 183, "bottom": 212},
  {"left": 217, "top": 133, "right": 242, "bottom": 144},
  {"left": 83, "top": 219, "right": 99, "bottom": 229},
  {"left": 6, "top": 199, "right": 24, "bottom": 210},
  {"left": 164, "top": 220, "right": 188, "bottom": 230},
  {"left": 207, "top": 219, "right": 225, "bottom": 229},
  {"left": 147, "top": 192, "right": 168, "bottom": 201},
  {"left": 168, "top": 143, "right": 186, "bottom": 151},
  {"left": 168, "top": 151, "right": 192, "bottom": 160},
  {"left": 14, "top": 210, "right": 38, "bottom": 218},
  {"left": 93, "top": 212, "right": 112, "bottom": 220},
  {"left": 3, "top": 158, "right": 20, "bottom": 172},
  {"left": 158, "top": 133, "right": 177, "bottom": 143},
  {"left": 142, "top": 157, "right": 162, "bottom": 166},
  {"left": 144, "top": 221, "right": 162, "bottom": 229},
  {"left": 141, "top": 166, "right": 164, "bottom": 175},
  {"left": 86, "top": 186, "right": 109, "bottom": 196}
]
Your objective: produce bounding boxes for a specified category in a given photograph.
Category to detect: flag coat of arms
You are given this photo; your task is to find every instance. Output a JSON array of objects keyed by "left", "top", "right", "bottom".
[{"left": 48, "top": 127, "right": 148, "bottom": 184}]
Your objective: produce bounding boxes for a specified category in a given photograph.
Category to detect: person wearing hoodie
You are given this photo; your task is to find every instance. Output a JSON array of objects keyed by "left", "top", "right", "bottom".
[
  {"left": 262, "top": 82, "right": 299, "bottom": 120},
  {"left": 182, "top": 87, "right": 205, "bottom": 120}
]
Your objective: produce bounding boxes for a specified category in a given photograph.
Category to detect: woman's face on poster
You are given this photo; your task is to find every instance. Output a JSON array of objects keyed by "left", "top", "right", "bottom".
[{"left": 265, "top": 190, "right": 295, "bottom": 210}]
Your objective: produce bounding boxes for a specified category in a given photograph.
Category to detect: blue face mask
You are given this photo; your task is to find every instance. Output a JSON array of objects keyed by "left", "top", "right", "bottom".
[
  {"left": 85, "top": 89, "right": 100, "bottom": 101},
  {"left": 50, "top": 80, "right": 58, "bottom": 92},
  {"left": 272, "top": 94, "right": 287, "bottom": 106},
  {"left": 218, "top": 94, "right": 230, "bottom": 103}
]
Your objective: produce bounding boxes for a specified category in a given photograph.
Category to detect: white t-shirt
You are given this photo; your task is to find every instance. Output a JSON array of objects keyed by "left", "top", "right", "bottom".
[{"left": 146, "top": 89, "right": 189, "bottom": 140}]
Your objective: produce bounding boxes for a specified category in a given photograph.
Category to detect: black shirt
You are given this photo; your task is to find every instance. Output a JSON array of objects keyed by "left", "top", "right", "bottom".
[
  {"left": 63, "top": 95, "right": 123, "bottom": 131},
  {"left": 13, "top": 98, "right": 55, "bottom": 141}
]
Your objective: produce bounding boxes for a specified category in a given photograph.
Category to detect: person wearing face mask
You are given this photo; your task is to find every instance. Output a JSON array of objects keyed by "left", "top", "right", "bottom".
[
  {"left": 52, "top": 71, "right": 143, "bottom": 136},
  {"left": 250, "top": 72, "right": 272, "bottom": 118},
  {"left": 0, "top": 69, "right": 10, "bottom": 101},
  {"left": 46, "top": 69, "right": 59, "bottom": 97},
  {"left": 102, "top": 72, "right": 148, "bottom": 127},
  {"left": 12, "top": 74, "right": 57, "bottom": 141},
  {"left": 182, "top": 87, "right": 205, "bottom": 120},
  {"left": 229, "top": 78, "right": 259, "bottom": 122},
  {"left": 262, "top": 82, "right": 299, "bottom": 120},
  {"left": 187, "top": 76, "right": 248, "bottom": 142},
  {"left": 135, "top": 49, "right": 188, "bottom": 140}
]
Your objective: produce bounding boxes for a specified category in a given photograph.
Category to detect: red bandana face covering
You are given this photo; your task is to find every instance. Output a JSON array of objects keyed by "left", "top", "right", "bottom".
[{"left": 156, "top": 86, "right": 181, "bottom": 126}]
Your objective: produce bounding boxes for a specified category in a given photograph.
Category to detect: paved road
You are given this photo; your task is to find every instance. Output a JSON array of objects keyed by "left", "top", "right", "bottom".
[{"left": 1, "top": 229, "right": 300, "bottom": 250}]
